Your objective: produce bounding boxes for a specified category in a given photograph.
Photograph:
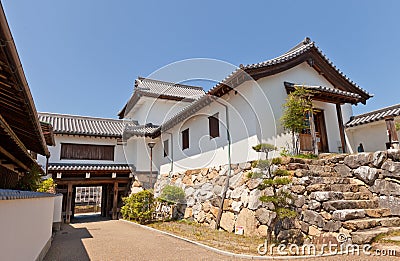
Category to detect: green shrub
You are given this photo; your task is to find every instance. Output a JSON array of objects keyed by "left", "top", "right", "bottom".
[
  {"left": 121, "top": 190, "right": 155, "bottom": 224},
  {"left": 252, "top": 143, "right": 277, "bottom": 153},
  {"left": 37, "top": 178, "right": 56, "bottom": 193},
  {"left": 274, "top": 169, "right": 290, "bottom": 176},
  {"left": 159, "top": 185, "right": 185, "bottom": 204},
  {"left": 247, "top": 171, "right": 263, "bottom": 179},
  {"left": 271, "top": 157, "right": 282, "bottom": 165},
  {"left": 17, "top": 165, "right": 41, "bottom": 191}
]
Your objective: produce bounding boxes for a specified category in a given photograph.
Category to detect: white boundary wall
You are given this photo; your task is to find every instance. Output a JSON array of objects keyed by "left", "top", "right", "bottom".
[{"left": 0, "top": 196, "right": 55, "bottom": 261}]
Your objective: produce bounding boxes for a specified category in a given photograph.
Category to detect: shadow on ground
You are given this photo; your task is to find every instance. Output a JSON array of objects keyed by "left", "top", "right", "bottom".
[{"left": 44, "top": 214, "right": 109, "bottom": 261}]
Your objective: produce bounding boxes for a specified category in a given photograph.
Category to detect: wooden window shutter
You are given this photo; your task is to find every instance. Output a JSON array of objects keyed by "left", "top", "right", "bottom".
[
  {"left": 60, "top": 143, "right": 114, "bottom": 160},
  {"left": 182, "top": 129, "right": 189, "bottom": 150},
  {"left": 209, "top": 113, "right": 220, "bottom": 138}
]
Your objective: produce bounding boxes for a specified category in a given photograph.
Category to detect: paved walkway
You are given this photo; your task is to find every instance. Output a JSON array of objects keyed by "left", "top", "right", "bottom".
[{"left": 45, "top": 215, "right": 398, "bottom": 261}]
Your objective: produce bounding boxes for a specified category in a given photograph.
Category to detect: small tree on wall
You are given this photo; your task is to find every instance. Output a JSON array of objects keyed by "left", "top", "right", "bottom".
[{"left": 281, "top": 86, "right": 315, "bottom": 155}]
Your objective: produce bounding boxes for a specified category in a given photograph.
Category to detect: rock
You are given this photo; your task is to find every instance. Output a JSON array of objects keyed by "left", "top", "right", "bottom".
[
  {"left": 291, "top": 185, "right": 305, "bottom": 194},
  {"left": 387, "top": 149, "right": 400, "bottom": 161},
  {"left": 236, "top": 208, "right": 258, "bottom": 236},
  {"left": 248, "top": 189, "right": 262, "bottom": 210},
  {"left": 353, "top": 166, "right": 378, "bottom": 185},
  {"left": 200, "top": 183, "right": 213, "bottom": 194},
  {"left": 322, "top": 200, "right": 378, "bottom": 212},
  {"left": 215, "top": 176, "right": 227, "bottom": 186},
  {"left": 185, "top": 187, "right": 195, "bottom": 197},
  {"left": 202, "top": 200, "right": 212, "bottom": 213},
  {"left": 195, "top": 211, "right": 206, "bottom": 223},
  {"left": 229, "top": 172, "right": 243, "bottom": 189},
  {"left": 308, "top": 165, "right": 325, "bottom": 174},
  {"left": 241, "top": 189, "right": 250, "bottom": 207},
  {"left": 302, "top": 210, "right": 325, "bottom": 228},
  {"left": 370, "top": 179, "right": 400, "bottom": 196},
  {"left": 287, "top": 163, "right": 309, "bottom": 171},
  {"left": 310, "top": 191, "right": 344, "bottom": 202},
  {"left": 255, "top": 208, "right": 276, "bottom": 226},
  {"left": 379, "top": 196, "right": 400, "bottom": 215},
  {"left": 219, "top": 165, "right": 229, "bottom": 176},
  {"left": 182, "top": 175, "right": 194, "bottom": 186},
  {"left": 323, "top": 221, "right": 341, "bottom": 232},
  {"left": 333, "top": 164, "right": 351, "bottom": 177},
  {"left": 299, "top": 221, "right": 309, "bottom": 233},
  {"left": 308, "top": 200, "right": 321, "bottom": 210},
  {"left": 231, "top": 184, "right": 246, "bottom": 199},
  {"left": 352, "top": 227, "right": 392, "bottom": 244},
  {"left": 220, "top": 212, "right": 235, "bottom": 232},
  {"left": 320, "top": 211, "right": 332, "bottom": 220},
  {"left": 239, "top": 162, "right": 252, "bottom": 170},
  {"left": 247, "top": 178, "right": 262, "bottom": 190},
  {"left": 184, "top": 207, "right": 193, "bottom": 219},
  {"left": 212, "top": 185, "right": 222, "bottom": 196},
  {"left": 308, "top": 225, "right": 321, "bottom": 236},
  {"left": 257, "top": 225, "right": 268, "bottom": 237},
  {"left": 294, "top": 195, "right": 306, "bottom": 208},
  {"left": 344, "top": 153, "right": 373, "bottom": 169},
  {"left": 332, "top": 209, "right": 365, "bottom": 221},
  {"left": 231, "top": 201, "right": 242, "bottom": 212},
  {"left": 207, "top": 170, "right": 219, "bottom": 180},
  {"left": 277, "top": 229, "right": 304, "bottom": 244},
  {"left": 306, "top": 184, "right": 327, "bottom": 192},
  {"left": 372, "top": 151, "right": 387, "bottom": 168},
  {"left": 209, "top": 219, "right": 216, "bottom": 229},
  {"left": 223, "top": 199, "right": 233, "bottom": 211},
  {"left": 186, "top": 197, "right": 195, "bottom": 207},
  {"left": 365, "top": 208, "right": 391, "bottom": 218},
  {"left": 210, "top": 206, "right": 219, "bottom": 218}
]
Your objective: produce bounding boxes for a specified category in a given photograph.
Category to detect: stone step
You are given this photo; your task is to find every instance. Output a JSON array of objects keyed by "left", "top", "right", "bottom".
[
  {"left": 306, "top": 183, "right": 360, "bottom": 193},
  {"left": 351, "top": 226, "right": 400, "bottom": 244},
  {"left": 364, "top": 208, "right": 391, "bottom": 218},
  {"left": 308, "top": 177, "right": 355, "bottom": 185},
  {"left": 332, "top": 209, "right": 366, "bottom": 221},
  {"left": 343, "top": 217, "right": 400, "bottom": 231},
  {"left": 322, "top": 200, "right": 378, "bottom": 211}
]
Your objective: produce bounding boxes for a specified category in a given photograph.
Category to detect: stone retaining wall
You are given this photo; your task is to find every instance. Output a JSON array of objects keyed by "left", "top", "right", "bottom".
[{"left": 154, "top": 149, "right": 400, "bottom": 244}]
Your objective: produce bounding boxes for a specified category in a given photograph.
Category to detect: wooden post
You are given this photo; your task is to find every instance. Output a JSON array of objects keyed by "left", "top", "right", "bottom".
[
  {"left": 65, "top": 182, "right": 73, "bottom": 224},
  {"left": 112, "top": 181, "right": 118, "bottom": 220},
  {"left": 385, "top": 116, "right": 399, "bottom": 149},
  {"left": 336, "top": 104, "right": 347, "bottom": 153},
  {"left": 309, "top": 112, "right": 318, "bottom": 155}
]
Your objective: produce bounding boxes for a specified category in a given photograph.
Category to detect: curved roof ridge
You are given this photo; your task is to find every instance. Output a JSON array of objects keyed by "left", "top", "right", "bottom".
[{"left": 137, "top": 77, "right": 205, "bottom": 91}]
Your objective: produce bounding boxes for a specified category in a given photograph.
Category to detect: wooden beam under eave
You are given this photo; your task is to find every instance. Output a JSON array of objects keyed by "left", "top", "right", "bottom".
[{"left": 0, "top": 145, "right": 30, "bottom": 171}]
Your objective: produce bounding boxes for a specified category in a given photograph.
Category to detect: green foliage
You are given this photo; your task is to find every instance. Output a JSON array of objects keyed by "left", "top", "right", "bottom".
[
  {"left": 276, "top": 207, "right": 298, "bottom": 219},
  {"left": 271, "top": 157, "right": 282, "bottom": 165},
  {"left": 274, "top": 169, "right": 290, "bottom": 176},
  {"left": 254, "top": 159, "right": 270, "bottom": 170},
  {"left": 246, "top": 171, "right": 263, "bottom": 179},
  {"left": 259, "top": 190, "right": 296, "bottom": 219},
  {"left": 259, "top": 177, "right": 291, "bottom": 189},
  {"left": 159, "top": 185, "right": 186, "bottom": 204},
  {"left": 121, "top": 190, "right": 155, "bottom": 224},
  {"left": 396, "top": 122, "right": 400, "bottom": 132},
  {"left": 252, "top": 143, "right": 277, "bottom": 153},
  {"left": 37, "top": 178, "right": 56, "bottom": 193},
  {"left": 17, "top": 165, "right": 42, "bottom": 191},
  {"left": 293, "top": 154, "right": 318, "bottom": 159}
]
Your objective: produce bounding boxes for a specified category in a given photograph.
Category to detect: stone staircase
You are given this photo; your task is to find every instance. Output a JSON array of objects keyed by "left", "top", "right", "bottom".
[{"left": 302, "top": 175, "right": 400, "bottom": 244}]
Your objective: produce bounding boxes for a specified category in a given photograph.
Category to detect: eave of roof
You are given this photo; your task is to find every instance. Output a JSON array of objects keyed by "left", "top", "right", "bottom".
[
  {"left": 345, "top": 103, "right": 400, "bottom": 128},
  {"left": 0, "top": 3, "right": 49, "bottom": 156},
  {"left": 284, "top": 82, "right": 362, "bottom": 105},
  {"left": 48, "top": 163, "right": 133, "bottom": 172}
]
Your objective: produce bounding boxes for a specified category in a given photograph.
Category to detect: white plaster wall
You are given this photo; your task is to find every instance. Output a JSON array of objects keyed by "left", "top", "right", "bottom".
[
  {"left": 254, "top": 62, "right": 349, "bottom": 153},
  {"left": 124, "top": 97, "right": 193, "bottom": 125},
  {"left": 53, "top": 194, "right": 63, "bottom": 223},
  {"left": 346, "top": 118, "right": 400, "bottom": 152},
  {"left": 0, "top": 196, "right": 54, "bottom": 261},
  {"left": 38, "top": 135, "right": 128, "bottom": 166}
]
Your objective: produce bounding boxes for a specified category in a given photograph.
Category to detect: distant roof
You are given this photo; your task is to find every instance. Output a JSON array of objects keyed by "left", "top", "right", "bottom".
[
  {"left": 38, "top": 112, "right": 125, "bottom": 138},
  {"left": 123, "top": 123, "right": 160, "bottom": 138},
  {"left": 118, "top": 77, "right": 205, "bottom": 118},
  {"left": 48, "top": 163, "right": 132, "bottom": 172},
  {"left": 346, "top": 104, "right": 400, "bottom": 128}
]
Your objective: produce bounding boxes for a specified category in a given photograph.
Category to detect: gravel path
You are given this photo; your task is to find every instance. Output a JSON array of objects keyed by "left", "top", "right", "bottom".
[{"left": 44, "top": 215, "right": 398, "bottom": 261}]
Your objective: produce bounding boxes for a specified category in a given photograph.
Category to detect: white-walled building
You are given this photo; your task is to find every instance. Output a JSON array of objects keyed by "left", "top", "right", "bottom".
[
  {"left": 120, "top": 38, "right": 372, "bottom": 176},
  {"left": 346, "top": 104, "right": 400, "bottom": 152}
]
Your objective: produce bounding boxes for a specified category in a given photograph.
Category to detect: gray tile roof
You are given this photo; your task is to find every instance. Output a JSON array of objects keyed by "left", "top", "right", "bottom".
[
  {"left": 284, "top": 82, "right": 362, "bottom": 99},
  {"left": 346, "top": 104, "right": 400, "bottom": 128},
  {"left": 38, "top": 112, "right": 126, "bottom": 137},
  {"left": 239, "top": 37, "right": 371, "bottom": 98},
  {"left": 123, "top": 123, "right": 160, "bottom": 138},
  {"left": 48, "top": 163, "right": 133, "bottom": 172},
  {"left": 135, "top": 77, "right": 205, "bottom": 100},
  {"left": 0, "top": 189, "right": 55, "bottom": 200}
]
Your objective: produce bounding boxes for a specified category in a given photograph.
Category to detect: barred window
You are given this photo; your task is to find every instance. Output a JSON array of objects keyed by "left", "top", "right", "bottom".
[{"left": 60, "top": 143, "right": 114, "bottom": 160}]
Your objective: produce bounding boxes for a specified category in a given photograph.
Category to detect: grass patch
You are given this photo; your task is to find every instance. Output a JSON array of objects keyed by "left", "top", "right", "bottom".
[
  {"left": 373, "top": 230, "right": 400, "bottom": 246},
  {"left": 147, "top": 220, "right": 265, "bottom": 255}
]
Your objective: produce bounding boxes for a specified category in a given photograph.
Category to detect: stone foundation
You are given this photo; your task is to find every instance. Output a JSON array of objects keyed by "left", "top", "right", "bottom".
[{"left": 154, "top": 149, "right": 400, "bottom": 244}]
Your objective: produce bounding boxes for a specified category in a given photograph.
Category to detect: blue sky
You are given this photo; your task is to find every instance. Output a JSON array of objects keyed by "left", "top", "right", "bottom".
[{"left": 2, "top": 1, "right": 399, "bottom": 118}]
